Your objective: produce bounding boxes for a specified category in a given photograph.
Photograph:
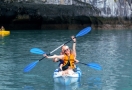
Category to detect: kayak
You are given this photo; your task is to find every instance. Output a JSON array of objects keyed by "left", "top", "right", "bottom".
[
  {"left": 0, "top": 31, "right": 10, "bottom": 37},
  {"left": 53, "top": 67, "right": 82, "bottom": 85}
]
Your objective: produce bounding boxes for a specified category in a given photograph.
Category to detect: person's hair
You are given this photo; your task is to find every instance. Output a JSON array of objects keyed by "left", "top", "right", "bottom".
[{"left": 61, "top": 45, "right": 73, "bottom": 54}]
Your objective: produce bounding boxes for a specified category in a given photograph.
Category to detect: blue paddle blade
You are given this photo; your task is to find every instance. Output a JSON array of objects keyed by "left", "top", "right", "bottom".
[
  {"left": 24, "top": 60, "right": 39, "bottom": 72},
  {"left": 88, "top": 63, "right": 102, "bottom": 70},
  {"left": 30, "top": 48, "right": 45, "bottom": 55},
  {"left": 76, "top": 27, "right": 91, "bottom": 37}
]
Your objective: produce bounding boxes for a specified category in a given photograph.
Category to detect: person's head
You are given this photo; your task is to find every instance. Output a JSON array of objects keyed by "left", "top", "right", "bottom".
[
  {"left": 1, "top": 26, "right": 3, "bottom": 28},
  {"left": 62, "top": 45, "right": 70, "bottom": 54}
]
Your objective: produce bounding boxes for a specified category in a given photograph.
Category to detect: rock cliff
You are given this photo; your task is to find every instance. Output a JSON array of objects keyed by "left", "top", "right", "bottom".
[{"left": 0, "top": 0, "right": 131, "bottom": 30}]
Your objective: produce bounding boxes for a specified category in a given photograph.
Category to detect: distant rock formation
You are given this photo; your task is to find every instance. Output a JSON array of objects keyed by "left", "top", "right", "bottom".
[{"left": 0, "top": 1, "right": 131, "bottom": 30}]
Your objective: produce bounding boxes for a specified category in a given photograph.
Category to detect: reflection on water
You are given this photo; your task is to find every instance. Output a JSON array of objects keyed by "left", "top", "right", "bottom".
[
  {"left": 22, "top": 82, "right": 80, "bottom": 90},
  {"left": 54, "top": 82, "right": 80, "bottom": 90}
]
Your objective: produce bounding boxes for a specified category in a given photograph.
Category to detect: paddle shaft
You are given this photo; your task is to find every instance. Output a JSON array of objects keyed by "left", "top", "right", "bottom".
[
  {"left": 79, "top": 62, "right": 87, "bottom": 65},
  {"left": 39, "top": 38, "right": 74, "bottom": 61},
  {"left": 50, "top": 38, "right": 73, "bottom": 54}
]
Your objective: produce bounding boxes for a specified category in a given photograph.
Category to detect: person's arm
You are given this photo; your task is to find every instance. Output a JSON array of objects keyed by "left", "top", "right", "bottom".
[
  {"left": 53, "top": 58, "right": 59, "bottom": 62},
  {"left": 52, "top": 54, "right": 59, "bottom": 62},
  {"left": 43, "top": 54, "right": 64, "bottom": 60},
  {"left": 75, "top": 59, "right": 79, "bottom": 63},
  {"left": 71, "top": 36, "right": 76, "bottom": 57},
  {"left": 59, "top": 64, "right": 63, "bottom": 71}
]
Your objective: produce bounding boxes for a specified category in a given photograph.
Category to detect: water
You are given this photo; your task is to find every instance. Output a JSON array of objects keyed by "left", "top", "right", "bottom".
[{"left": 0, "top": 29, "right": 132, "bottom": 90}]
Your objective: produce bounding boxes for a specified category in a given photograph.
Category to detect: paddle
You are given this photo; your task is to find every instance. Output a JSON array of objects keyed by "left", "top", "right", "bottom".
[
  {"left": 24, "top": 26, "right": 91, "bottom": 72},
  {"left": 30, "top": 48, "right": 45, "bottom": 55},
  {"left": 79, "top": 62, "right": 101, "bottom": 70},
  {"left": 30, "top": 48, "right": 102, "bottom": 70}
]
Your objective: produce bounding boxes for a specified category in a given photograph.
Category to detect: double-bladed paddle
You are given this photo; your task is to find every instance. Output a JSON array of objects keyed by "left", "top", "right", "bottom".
[
  {"left": 30, "top": 48, "right": 46, "bottom": 55},
  {"left": 30, "top": 48, "right": 102, "bottom": 70},
  {"left": 24, "top": 27, "right": 91, "bottom": 72}
]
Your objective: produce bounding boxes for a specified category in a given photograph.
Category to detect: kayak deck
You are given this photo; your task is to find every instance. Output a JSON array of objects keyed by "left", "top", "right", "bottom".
[{"left": 53, "top": 67, "right": 81, "bottom": 85}]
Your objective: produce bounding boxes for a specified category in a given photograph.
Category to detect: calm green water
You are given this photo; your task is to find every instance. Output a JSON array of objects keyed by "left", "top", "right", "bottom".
[{"left": 0, "top": 29, "right": 132, "bottom": 90}]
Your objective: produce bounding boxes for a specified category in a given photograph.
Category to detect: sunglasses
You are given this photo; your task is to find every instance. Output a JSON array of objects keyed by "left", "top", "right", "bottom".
[{"left": 64, "top": 48, "right": 69, "bottom": 53}]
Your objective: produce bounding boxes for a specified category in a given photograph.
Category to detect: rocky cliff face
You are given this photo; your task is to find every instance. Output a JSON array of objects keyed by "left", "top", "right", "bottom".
[
  {"left": 3, "top": 0, "right": 132, "bottom": 17},
  {"left": 0, "top": 0, "right": 131, "bottom": 30},
  {"left": 86, "top": 0, "right": 131, "bottom": 18}
]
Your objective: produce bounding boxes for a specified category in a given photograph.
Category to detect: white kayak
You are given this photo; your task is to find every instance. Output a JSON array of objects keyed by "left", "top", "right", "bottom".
[{"left": 53, "top": 67, "right": 82, "bottom": 85}]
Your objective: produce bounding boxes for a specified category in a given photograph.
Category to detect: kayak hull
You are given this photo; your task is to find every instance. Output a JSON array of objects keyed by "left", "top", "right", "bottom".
[
  {"left": 0, "top": 31, "right": 10, "bottom": 37},
  {"left": 53, "top": 67, "right": 81, "bottom": 85}
]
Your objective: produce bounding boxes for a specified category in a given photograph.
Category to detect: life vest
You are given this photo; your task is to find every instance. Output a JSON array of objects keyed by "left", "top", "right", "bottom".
[{"left": 62, "top": 53, "right": 75, "bottom": 69}]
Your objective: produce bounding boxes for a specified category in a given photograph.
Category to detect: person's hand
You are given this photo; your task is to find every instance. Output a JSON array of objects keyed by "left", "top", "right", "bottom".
[
  {"left": 43, "top": 54, "right": 48, "bottom": 58},
  {"left": 71, "top": 36, "right": 76, "bottom": 43},
  {"left": 75, "top": 59, "right": 79, "bottom": 63}
]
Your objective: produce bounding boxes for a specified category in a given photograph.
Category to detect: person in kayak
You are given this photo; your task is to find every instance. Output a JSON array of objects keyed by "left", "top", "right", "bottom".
[
  {"left": 53, "top": 55, "right": 79, "bottom": 72},
  {"left": 44, "top": 36, "right": 79, "bottom": 75},
  {"left": 0, "top": 26, "right": 5, "bottom": 31},
  {"left": 52, "top": 52, "right": 64, "bottom": 71},
  {"left": 53, "top": 46, "right": 79, "bottom": 72}
]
